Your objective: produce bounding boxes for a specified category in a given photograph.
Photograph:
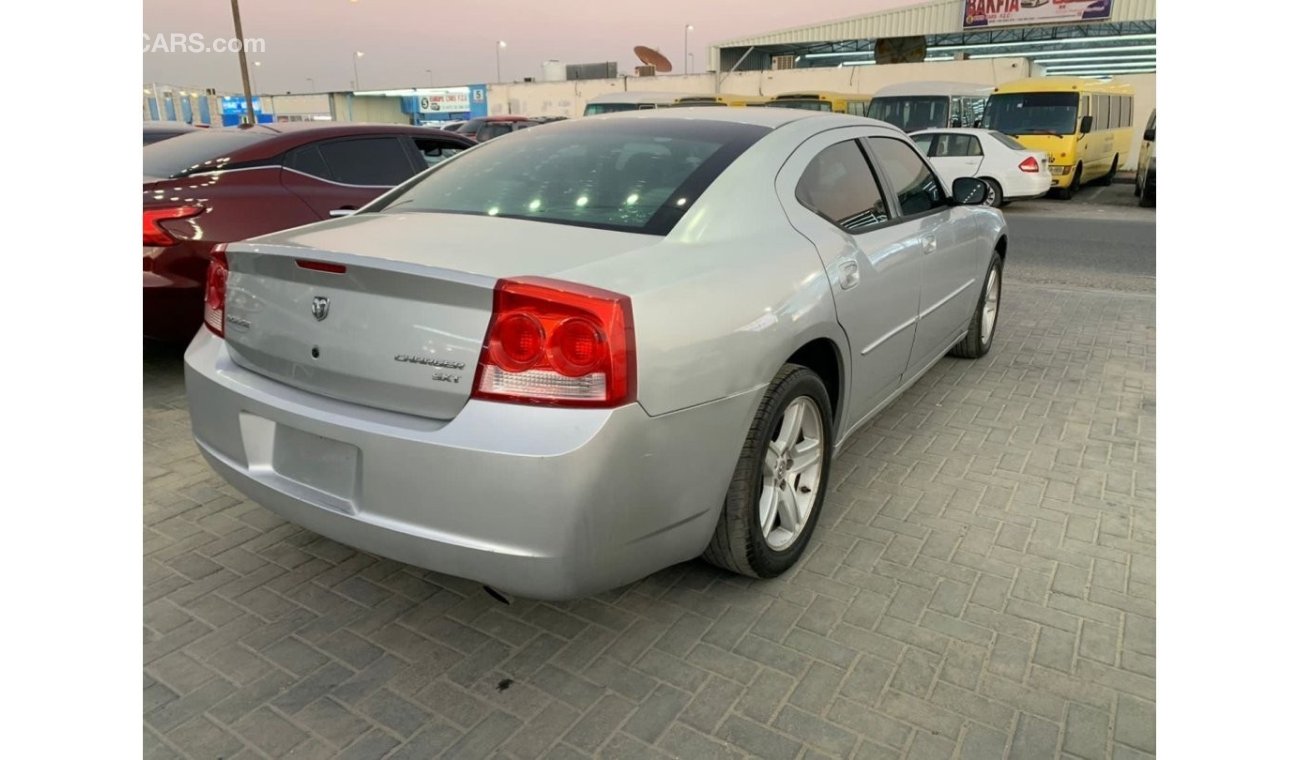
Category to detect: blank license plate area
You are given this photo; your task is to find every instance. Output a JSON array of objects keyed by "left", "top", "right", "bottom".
[{"left": 271, "top": 423, "right": 360, "bottom": 503}]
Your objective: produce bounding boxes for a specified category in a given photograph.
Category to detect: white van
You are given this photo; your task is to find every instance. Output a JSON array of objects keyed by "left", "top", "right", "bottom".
[
  {"left": 582, "top": 92, "right": 693, "bottom": 116},
  {"left": 866, "top": 81, "right": 992, "bottom": 131}
]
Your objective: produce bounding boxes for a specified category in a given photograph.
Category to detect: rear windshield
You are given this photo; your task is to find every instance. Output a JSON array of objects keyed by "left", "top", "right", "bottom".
[
  {"left": 989, "top": 131, "right": 1027, "bottom": 150},
  {"left": 583, "top": 103, "right": 641, "bottom": 115},
  {"left": 867, "top": 96, "right": 950, "bottom": 131},
  {"left": 372, "top": 119, "right": 769, "bottom": 235},
  {"left": 143, "top": 129, "right": 276, "bottom": 178}
]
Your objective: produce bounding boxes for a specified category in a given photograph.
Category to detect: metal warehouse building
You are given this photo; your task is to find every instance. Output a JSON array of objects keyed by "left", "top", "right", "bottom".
[{"left": 710, "top": 0, "right": 1156, "bottom": 80}]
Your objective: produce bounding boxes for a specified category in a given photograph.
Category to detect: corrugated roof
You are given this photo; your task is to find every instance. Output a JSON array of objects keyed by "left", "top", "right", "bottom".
[{"left": 715, "top": 0, "right": 1157, "bottom": 47}]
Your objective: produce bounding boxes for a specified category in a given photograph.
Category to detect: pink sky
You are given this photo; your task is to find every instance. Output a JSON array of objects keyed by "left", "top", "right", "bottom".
[{"left": 143, "top": 0, "right": 931, "bottom": 93}]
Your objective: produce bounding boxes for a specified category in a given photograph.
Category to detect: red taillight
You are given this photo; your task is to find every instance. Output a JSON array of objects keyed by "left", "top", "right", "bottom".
[
  {"left": 203, "top": 244, "right": 229, "bottom": 337},
  {"left": 1019, "top": 156, "right": 1040, "bottom": 173},
  {"left": 472, "top": 277, "right": 636, "bottom": 407},
  {"left": 143, "top": 205, "right": 203, "bottom": 246}
]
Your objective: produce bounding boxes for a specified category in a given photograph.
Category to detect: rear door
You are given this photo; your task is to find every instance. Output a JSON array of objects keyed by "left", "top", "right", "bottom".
[
  {"left": 281, "top": 136, "right": 421, "bottom": 217},
  {"left": 778, "top": 130, "right": 926, "bottom": 426},
  {"left": 926, "top": 133, "right": 983, "bottom": 191}
]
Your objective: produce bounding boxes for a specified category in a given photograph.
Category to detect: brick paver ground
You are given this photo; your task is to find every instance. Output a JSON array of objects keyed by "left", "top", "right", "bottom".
[{"left": 144, "top": 281, "right": 1155, "bottom": 759}]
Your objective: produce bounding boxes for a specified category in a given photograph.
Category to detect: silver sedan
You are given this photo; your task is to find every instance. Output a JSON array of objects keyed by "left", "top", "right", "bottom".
[{"left": 185, "top": 108, "right": 1007, "bottom": 600}]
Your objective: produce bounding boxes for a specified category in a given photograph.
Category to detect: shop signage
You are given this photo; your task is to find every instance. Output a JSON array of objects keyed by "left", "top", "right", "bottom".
[{"left": 962, "top": 0, "right": 1113, "bottom": 29}]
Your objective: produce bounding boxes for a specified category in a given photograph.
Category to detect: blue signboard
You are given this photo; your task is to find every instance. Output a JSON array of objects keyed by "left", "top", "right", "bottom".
[{"left": 469, "top": 84, "right": 488, "bottom": 118}]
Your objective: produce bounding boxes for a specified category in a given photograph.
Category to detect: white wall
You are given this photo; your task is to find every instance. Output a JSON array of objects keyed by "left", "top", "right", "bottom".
[{"left": 1115, "top": 73, "right": 1156, "bottom": 169}]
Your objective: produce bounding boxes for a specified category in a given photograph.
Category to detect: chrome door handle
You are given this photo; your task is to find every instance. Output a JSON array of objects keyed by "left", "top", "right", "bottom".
[
  {"left": 838, "top": 260, "right": 860, "bottom": 290},
  {"left": 922, "top": 236, "right": 938, "bottom": 254}
]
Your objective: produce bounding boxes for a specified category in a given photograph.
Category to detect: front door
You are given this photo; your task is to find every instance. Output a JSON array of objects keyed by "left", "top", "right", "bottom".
[{"left": 866, "top": 133, "right": 981, "bottom": 374}]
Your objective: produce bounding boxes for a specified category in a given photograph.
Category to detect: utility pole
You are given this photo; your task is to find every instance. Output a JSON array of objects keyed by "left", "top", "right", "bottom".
[{"left": 229, "top": 0, "right": 255, "bottom": 124}]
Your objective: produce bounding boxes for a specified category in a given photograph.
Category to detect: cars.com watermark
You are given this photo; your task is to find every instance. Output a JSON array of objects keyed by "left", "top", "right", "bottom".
[{"left": 144, "top": 33, "right": 266, "bottom": 54}]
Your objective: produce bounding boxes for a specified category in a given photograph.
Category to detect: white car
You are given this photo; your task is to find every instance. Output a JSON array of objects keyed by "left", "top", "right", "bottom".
[{"left": 909, "top": 128, "right": 1051, "bottom": 207}]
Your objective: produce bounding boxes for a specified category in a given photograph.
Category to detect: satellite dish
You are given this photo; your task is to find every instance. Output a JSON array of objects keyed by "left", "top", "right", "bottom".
[
  {"left": 634, "top": 45, "right": 673, "bottom": 73},
  {"left": 873, "top": 36, "right": 928, "bottom": 65}
]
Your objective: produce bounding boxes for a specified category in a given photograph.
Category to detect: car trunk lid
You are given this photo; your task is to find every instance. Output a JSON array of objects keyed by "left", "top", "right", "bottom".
[{"left": 221, "top": 212, "right": 657, "bottom": 420}]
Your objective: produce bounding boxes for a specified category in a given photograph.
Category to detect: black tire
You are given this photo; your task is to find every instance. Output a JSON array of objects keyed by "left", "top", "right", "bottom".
[
  {"left": 703, "top": 364, "right": 834, "bottom": 578},
  {"left": 980, "top": 177, "right": 1003, "bottom": 207},
  {"left": 1099, "top": 155, "right": 1118, "bottom": 186},
  {"left": 950, "top": 254, "right": 1004, "bottom": 359},
  {"left": 1138, "top": 169, "right": 1155, "bottom": 207},
  {"left": 1057, "top": 163, "right": 1082, "bottom": 200}
]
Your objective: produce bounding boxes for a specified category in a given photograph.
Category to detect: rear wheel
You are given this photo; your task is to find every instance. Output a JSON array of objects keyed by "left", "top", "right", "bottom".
[
  {"left": 1099, "top": 155, "right": 1119, "bottom": 186},
  {"left": 704, "top": 364, "right": 833, "bottom": 578},
  {"left": 979, "top": 177, "right": 1003, "bottom": 207},
  {"left": 1139, "top": 168, "right": 1156, "bottom": 207},
  {"left": 950, "top": 254, "right": 1003, "bottom": 359}
]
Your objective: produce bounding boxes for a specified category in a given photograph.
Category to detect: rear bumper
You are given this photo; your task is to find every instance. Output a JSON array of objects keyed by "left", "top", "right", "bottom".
[
  {"left": 1003, "top": 172, "right": 1052, "bottom": 202},
  {"left": 184, "top": 331, "right": 762, "bottom": 600}
]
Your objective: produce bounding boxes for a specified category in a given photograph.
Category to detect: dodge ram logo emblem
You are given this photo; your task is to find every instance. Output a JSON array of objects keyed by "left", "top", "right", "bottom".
[{"left": 311, "top": 296, "right": 330, "bottom": 321}]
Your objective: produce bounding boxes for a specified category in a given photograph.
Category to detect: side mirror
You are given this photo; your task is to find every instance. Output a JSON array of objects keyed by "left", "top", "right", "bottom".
[
  {"left": 1143, "top": 128, "right": 1156, "bottom": 141},
  {"left": 951, "top": 177, "right": 989, "bottom": 206},
  {"left": 1080, "top": 115, "right": 1093, "bottom": 135}
]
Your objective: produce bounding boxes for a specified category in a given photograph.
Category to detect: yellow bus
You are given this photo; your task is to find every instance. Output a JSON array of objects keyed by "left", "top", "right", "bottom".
[
  {"left": 763, "top": 91, "right": 872, "bottom": 116},
  {"left": 664, "top": 94, "right": 770, "bottom": 107},
  {"left": 985, "top": 77, "right": 1135, "bottom": 199}
]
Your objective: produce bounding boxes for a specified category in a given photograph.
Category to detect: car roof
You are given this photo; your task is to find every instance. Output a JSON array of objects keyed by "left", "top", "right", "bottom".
[
  {"left": 168, "top": 122, "right": 476, "bottom": 167},
  {"left": 483, "top": 115, "right": 533, "bottom": 122}
]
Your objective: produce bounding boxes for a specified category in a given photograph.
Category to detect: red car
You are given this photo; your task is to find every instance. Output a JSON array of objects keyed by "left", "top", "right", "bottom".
[{"left": 143, "top": 123, "right": 474, "bottom": 341}]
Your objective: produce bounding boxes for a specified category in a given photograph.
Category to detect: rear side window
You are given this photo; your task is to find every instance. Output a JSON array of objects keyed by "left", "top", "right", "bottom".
[
  {"left": 795, "top": 140, "right": 890, "bottom": 233},
  {"left": 316, "top": 138, "right": 416, "bottom": 185},
  {"left": 934, "top": 134, "right": 981, "bottom": 157},
  {"left": 868, "top": 136, "right": 947, "bottom": 216},
  {"left": 284, "top": 144, "right": 331, "bottom": 179}
]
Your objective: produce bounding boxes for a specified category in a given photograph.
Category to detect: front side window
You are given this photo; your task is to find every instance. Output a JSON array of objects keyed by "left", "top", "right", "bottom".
[
  {"left": 794, "top": 140, "right": 890, "bottom": 233},
  {"left": 316, "top": 137, "right": 417, "bottom": 185},
  {"left": 371, "top": 119, "right": 768, "bottom": 235},
  {"left": 869, "top": 136, "right": 947, "bottom": 217},
  {"left": 984, "top": 92, "right": 1080, "bottom": 137}
]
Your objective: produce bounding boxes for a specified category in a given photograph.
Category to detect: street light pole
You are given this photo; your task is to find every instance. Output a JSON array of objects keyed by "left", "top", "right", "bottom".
[
  {"left": 426, "top": 68, "right": 434, "bottom": 87},
  {"left": 496, "top": 41, "right": 506, "bottom": 83},
  {"left": 307, "top": 77, "right": 315, "bottom": 91},
  {"left": 684, "top": 24, "right": 693, "bottom": 75},
  {"left": 252, "top": 60, "right": 261, "bottom": 95},
  {"left": 353, "top": 51, "right": 364, "bottom": 91},
  {"left": 229, "top": 0, "right": 255, "bottom": 123}
]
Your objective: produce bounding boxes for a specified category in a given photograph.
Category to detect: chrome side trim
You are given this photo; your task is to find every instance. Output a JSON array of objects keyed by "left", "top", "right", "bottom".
[
  {"left": 919, "top": 277, "right": 976, "bottom": 321},
  {"left": 281, "top": 166, "right": 395, "bottom": 189},
  {"left": 860, "top": 316, "right": 918, "bottom": 356}
]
